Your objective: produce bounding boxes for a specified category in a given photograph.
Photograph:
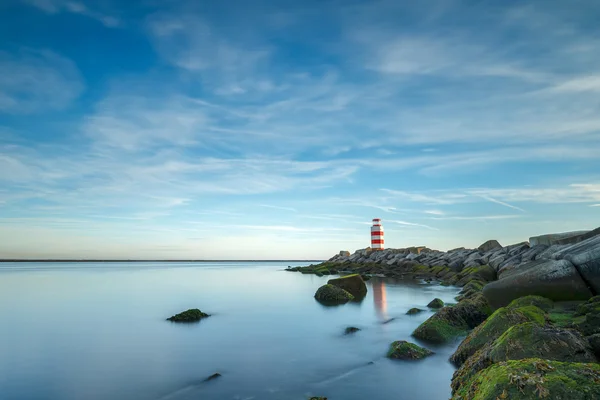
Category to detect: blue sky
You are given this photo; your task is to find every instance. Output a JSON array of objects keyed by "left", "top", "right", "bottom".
[{"left": 1, "top": 0, "right": 599, "bottom": 259}]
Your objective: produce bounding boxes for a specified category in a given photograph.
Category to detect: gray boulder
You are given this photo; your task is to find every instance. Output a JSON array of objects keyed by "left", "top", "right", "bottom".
[
  {"left": 478, "top": 240, "right": 502, "bottom": 253},
  {"left": 482, "top": 259, "right": 593, "bottom": 308},
  {"left": 530, "top": 230, "right": 594, "bottom": 246},
  {"left": 554, "top": 234, "right": 600, "bottom": 294},
  {"left": 521, "top": 244, "right": 549, "bottom": 262}
]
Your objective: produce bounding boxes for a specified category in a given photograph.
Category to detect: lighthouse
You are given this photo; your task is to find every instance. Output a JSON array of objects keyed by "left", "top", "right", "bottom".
[{"left": 371, "top": 218, "right": 384, "bottom": 250}]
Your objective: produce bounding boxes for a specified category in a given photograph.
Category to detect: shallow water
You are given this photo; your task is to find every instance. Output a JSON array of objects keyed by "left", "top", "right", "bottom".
[{"left": 0, "top": 262, "right": 462, "bottom": 400}]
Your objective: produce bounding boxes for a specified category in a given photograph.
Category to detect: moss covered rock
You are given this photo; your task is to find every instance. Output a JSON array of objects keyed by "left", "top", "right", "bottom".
[
  {"left": 451, "top": 323, "right": 597, "bottom": 395},
  {"left": 576, "top": 295, "right": 600, "bottom": 316},
  {"left": 451, "top": 359, "right": 600, "bottom": 400},
  {"left": 456, "top": 265, "right": 497, "bottom": 286},
  {"left": 412, "top": 293, "right": 491, "bottom": 343},
  {"left": 406, "top": 307, "right": 424, "bottom": 315},
  {"left": 450, "top": 305, "right": 547, "bottom": 366},
  {"left": 327, "top": 274, "right": 367, "bottom": 298},
  {"left": 167, "top": 308, "right": 210, "bottom": 322},
  {"left": 344, "top": 326, "right": 360, "bottom": 334},
  {"left": 387, "top": 340, "right": 434, "bottom": 360},
  {"left": 588, "top": 333, "right": 600, "bottom": 359},
  {"left": 427, "top": 298, "right": 444, "bottom": 308},
  {"left": 314, "top": 284, "right": 354, "bottom": 303},
  {"left": 507, "top": 295, "right": 554, "bottom": 312}
]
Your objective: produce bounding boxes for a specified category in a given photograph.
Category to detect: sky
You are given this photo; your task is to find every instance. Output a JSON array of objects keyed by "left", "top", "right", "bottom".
[{"left": 0, "top": 0, "right": 599, "bottom": 260}]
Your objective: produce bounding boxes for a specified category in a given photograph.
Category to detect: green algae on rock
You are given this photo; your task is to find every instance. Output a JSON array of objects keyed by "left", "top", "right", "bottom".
[
  {"left": 314, "top": 284, "right": 354, "bottom": 304},
  {"left": 450, "top": 305, "right": 548, "bottom": 366},
  {"left": 167, "top": 308, "right": 210, "bottom": 322},
  {"left": 412, "top": 293, "right": 491, "bottom": 343},
  {"left": 327, "top": 274, "right": 367, "bottom": 298},
  {"left": 387, "top": 340, "right": 434, "bottom": 360},
  {"left": 507, "top": 295, "right": 554, "bottom": 312},
  {"left": 406, "top": 307, "right": 424, "bottom": 315},
  {"left": 427, "top": 298, "right": 444, "bottom": 308},
  {"left": 451, "top": 359, "right": 600, "bottom": 400}
]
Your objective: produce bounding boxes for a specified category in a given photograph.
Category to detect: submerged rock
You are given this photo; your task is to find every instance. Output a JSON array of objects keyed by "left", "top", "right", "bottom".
[
  {"left": 167, "top": 308, "right": 210, "bottom": 322},
  {"left": 327, "top": 274, "right": 367, "bottom": 298},
  {"left": 204, "top": 373, "right": 221, "bottom": 382},
  {"left": 450, "top": 305, "right": 547, "bottom": 367},
  {"left": 387, "top": 340, "right": 433, "bottom": 360},
  {"left": 451, "top": 359, "right": 600, "bottom": 400},
  {"left": 344, "top": 326, "right": 361, "bottom": 334},
  {"left": 314, "top": 284, "right": 354, "bottom": 304},
  {"left": 406, "top": 308, "right": 424, "bottom": 315},
  {"left": 427, "top": 298, "right": 444, "bottom": 308}
]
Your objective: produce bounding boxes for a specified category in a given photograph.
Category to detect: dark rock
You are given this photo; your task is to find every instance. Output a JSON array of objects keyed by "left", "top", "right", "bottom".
[
  {"left": 204, "top": 373, "right": 222, "bottom": 382},
  {"left": 167, "top": 309, "right": 210, "bottom": 322},
  {"left": 450, "top": 305, "right": 547, "bottom": 366},
  {"left": 556, "top": 235, "right": 600, "bottom": 294},
  {"left": 478, "top": 240, "right": 502, "bottom": 253},
  {"left": 387, "top": 340, "right": 434, "bottom": 360},
  {"left": 406, "top": 307, "right": 424, "bottom": 315},
  {"left": 314, "top": 284, "right": 354, "bottom": 304},
  {"left": 427, "top": 298, "right": 444, "bottom": 308},
  {"left": 588, "top": 333, "right": 600, "bottom": 358},
  {"left": 309, "top": 397, "right": 328, "bottom": 400},
  {"left": 482, "top": 259, "right": 593, "bottom": 308},
  {"left": 327, "top": 274, "right": 367, "bottom": 298},
  {"left": 344, "top": 326, "right": 361, "bottom": 334}
]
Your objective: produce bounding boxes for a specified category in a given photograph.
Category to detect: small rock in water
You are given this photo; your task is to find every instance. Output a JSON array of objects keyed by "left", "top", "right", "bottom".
[
  {"left": 344, "top": 326, "right": 361, "bottom": 334},
  {"left": 382, "top": 318, "right": 396, "bottom": 324},
  {"left": 406, "top": 308, "right": 424, "bottom": 315},
  {"left": 387, "top": 340, "right": 434, "bottom": 360},
  {"left": 309, "top": 397, "right": 327, "bottom": 400},
  {"left": 167, "top": 308, "right": 210, "bottom": 322},
  {"left": 204, "top": 373, "right": 221, "bottom": 381},
  {"left": 427, "top": 298, "right": 445, "bottom": 308}
]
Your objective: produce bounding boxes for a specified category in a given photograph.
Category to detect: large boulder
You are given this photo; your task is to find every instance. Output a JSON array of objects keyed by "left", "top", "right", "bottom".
[
  {"left": 314, "top": 284, "right": 354, "bottom": 303},
  {"left": 553, "top": 234, "right": 600, "bottom": 294},
  {"left": 482, "top": 259, "right": 593, "bottom": 308},
  {"left": 452, "top": 322, "right": 598, "bottom": 393},
  {"left": 450, "top": 305, "right": 547, "bottom": 366},
  {"left": 327, "top": 274, "right": 367, "bottom": 298},
  {"left": 530, "top": 230, "right": 592, "bottom": 246},
  {"left": 478, "top": 239, "right": 502, "bottom": 253}
]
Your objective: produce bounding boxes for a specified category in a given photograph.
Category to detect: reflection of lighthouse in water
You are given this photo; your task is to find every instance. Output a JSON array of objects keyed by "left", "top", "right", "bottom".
[{"left": 372, "top": 280, "right": 388, "bottom": 319}]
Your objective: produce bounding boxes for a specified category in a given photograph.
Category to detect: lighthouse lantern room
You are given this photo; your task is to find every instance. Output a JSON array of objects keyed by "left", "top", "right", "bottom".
[{"left": 371, "top": 218, "right": 384, "bottom": 250}]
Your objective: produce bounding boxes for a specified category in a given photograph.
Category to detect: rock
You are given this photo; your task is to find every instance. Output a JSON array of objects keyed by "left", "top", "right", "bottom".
[
  {"left": 455, "top": 265, "right": 497, "bottom": 285},
  {"left": 412, "top": 293, "right": 491, "bottom": 343},
  {"left": 314, "top": 284, "right": 354, "bottom": 304},
  {"left": 555, "top": 234, "right": 600, "bottom": 294},
  {"left": 478, "top": 240, "right": 502, "bottom": 253},
  {"left": 488, "top": 255, "right": 506, "bottom": 271},
  {"left": 451, "top": 359, "right": 600, "bottom": 400},
  {"left": 536, "top": 244, "right": 569, "bottom": 260},
  {"left": 449, "top": 305, "right": 547, "bottom": 366},
  {"left": 309, "top": 398, "right": 327, "bottom": 400},
  {"left": 530, "top": 230, "right": 593, "bottom": 246},
  {"left": 344, "top": 326, "right": 360, "bottom": 334},
  {"left": 204, "top": 373, "right": 222, "bottom": 381},
  {"left": 387, "top": 340, "right": 434, "bottom": 360},
  {"left": 406, "top": 307, "right": 424, "bottom": 315},
  {"left": 507, "top": 295, "right": 554, "bottom": 312},
  {"left": 427, "top": 298, "right": 444, "bottom": 308},
  {"left": 482, "top": 259, "right": 593, "bottom": 308},
  {"left": 339, "top": 250, "right": 350, "bottom": 257},
  {"left": 521, "top": 244, "right": 549, "bottom": 262},
  {"left": 588, "top": 333, "right": 600, "bottom": 358},
  {"left": 327, "top": 274, "right": 367, "bottom": 298},
  {"left": 167, "top": 309, "right": 210, "bottom": 322}
]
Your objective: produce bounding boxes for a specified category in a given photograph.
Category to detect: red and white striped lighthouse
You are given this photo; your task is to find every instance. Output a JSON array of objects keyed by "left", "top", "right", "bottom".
[{"left": 371, "top": 218, "right": 384, "bottom": 250}]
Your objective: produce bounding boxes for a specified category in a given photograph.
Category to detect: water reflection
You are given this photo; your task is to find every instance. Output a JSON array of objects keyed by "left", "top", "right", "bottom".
[{"left": 372, "top": 279, "right": 388, "bottom": 319}]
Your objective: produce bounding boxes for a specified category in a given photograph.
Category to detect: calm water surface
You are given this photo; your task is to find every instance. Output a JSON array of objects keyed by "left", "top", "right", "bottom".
[{"left": 0, "top": 262, "right": 462, "bottom": 400}]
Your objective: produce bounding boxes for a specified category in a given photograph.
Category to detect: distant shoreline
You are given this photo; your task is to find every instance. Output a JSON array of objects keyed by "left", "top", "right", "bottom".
[{"left": 0, "top": 259, "right": 323, "bottom": 263}]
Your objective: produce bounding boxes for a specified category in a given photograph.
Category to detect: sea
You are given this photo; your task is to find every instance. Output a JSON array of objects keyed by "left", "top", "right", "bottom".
[{"left": 0, "top": 261, "right": 462, "bottom": 400}]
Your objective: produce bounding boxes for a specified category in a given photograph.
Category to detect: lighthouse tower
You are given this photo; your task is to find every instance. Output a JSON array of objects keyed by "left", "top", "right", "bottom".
[{"left": 371, "top": 218, "right": 384, "bottom": 250}]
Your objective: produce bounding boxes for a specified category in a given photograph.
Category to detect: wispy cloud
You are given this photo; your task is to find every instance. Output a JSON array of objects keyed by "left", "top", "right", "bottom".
[
  {"left": 430, "top": 215, "right": 520, "bottom": 221},
  {"left": 23, "top": 0, "right": 120, "bottom": 27},
  {"left": 474, "top": 194, "right": 526, "bottom": 212},
  {"left": 0, "top": 49, "right": 83, "bottom": 113},
  {"left": 424, "top": 210, "right": 445, "bottom": 216},
  {"left": 388, "top": 220, "right": 439, "bottom": 231},
  {"left": 259, "top": 204, "right": 298, "bottom": 212}
]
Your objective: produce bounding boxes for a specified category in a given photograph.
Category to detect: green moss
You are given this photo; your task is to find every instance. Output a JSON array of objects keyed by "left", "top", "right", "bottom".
[
  {"left": 406, "top": 307, "right": 424, "bottom": 315},
  {"left": 412, "top": 314, "right": 468, "bottom": 343},
  {"left": 327, "top": 274, "right": 367, "bottom": 298},
  {"left": 461, "top": 280, "right": 485, "bottom": 294},
  {"left": 549, "top": 310, "right": 586, "bottom": 328},
  {"left": 450, "top": 306, "right": 546, "bottom": 366},
  {"left": 507, "top": 295, "right": 554, "bottom": 312},
  {"left": 451, "top": 359, "right": 600, "bottom": 400},
  {"left": 458, "top": 265, "right": 497, "bottom": 283},
  {"left": 314, "top": 284, "right": 354, "bottom": 303},
  {"left": 167, "top": 308, "right": 210, "bottom": 322},
  {"left": 576, "top": 296, "right": 600, "bottom": 316},
  {"left": 387, "top": 340, "right": 434, "bottom": 360}
]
